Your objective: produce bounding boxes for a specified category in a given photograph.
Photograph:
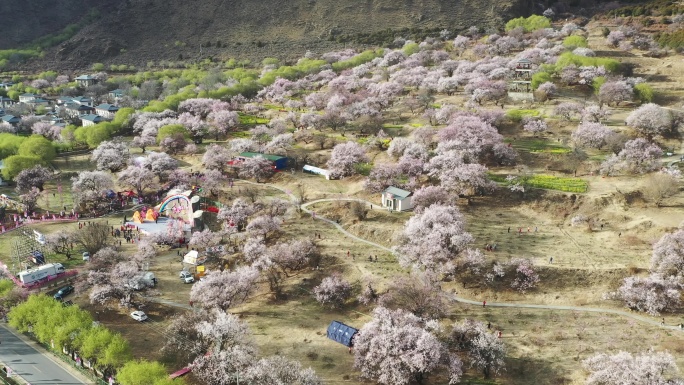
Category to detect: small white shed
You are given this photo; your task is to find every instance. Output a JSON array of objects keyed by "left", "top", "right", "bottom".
[
  {"left": 381, "top": 186, "right": 413, "bottom": 212},
  {"left": 303, "top": 164, "right": 332, "bottom": 180}
]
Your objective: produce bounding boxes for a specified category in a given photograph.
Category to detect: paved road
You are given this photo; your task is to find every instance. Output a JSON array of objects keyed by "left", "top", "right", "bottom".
[{"left": 0, "top": 324, "right": 86, "bottom": 385}]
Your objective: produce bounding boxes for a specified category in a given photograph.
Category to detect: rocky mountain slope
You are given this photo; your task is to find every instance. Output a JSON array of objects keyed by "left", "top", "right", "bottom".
[{"left": 9, "top": 0, "right": 540, "bottom": 69}]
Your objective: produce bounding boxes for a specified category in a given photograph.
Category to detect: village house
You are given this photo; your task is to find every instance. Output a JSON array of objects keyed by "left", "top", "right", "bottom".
[
  {"left": 27, "top": 97, "right": 51, "bottom": 109},
  {"left": 381, "top": 186, "right": 413, "bottom": 212},
  {"left": 75, "top": 75, "right": 97, "bottom": 88},
  {"left": 49, "top": 117, "right": 67, "bottom": 128},
  {"left": 64, "top": 102, "right": 95, "bottom": 118},
  {"left": 19, "top": 93, "right": 37, "bottom": 103},
  {"left": 94, "top": 104, "right": 120, "bottom": 120},
  {"left": 1, "top": 115, "right": 21, "bottom": 126},
  {"left": 55, "top": 96, "right": 74, "bottom": 107},
  {"left": 71, "top": 96, "right": 93, "bottom": 107},
  {"left": 108, "top": 89, "right": 124, "bottom": 103},
  {"left": 0, "top": 97, "right": 15, "bottom": 108},
  {"left": 80, "top": 114, "right": 104, "bottom": 127},
  {"left": 0, "top": 81, "right": 14, "bottom": 90}
]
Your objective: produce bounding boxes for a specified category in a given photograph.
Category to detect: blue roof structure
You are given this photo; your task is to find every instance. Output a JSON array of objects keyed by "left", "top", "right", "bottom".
[
  {"left": 95, "top": 103, "right": 119, "bottom": 112},
  {"left": 1, "top": 115, "right": 20, "bottom": 124},
  {"left": 326, "top": 321, "right": 358, "bottom": 347},
  {"left": 81, "top": 114, "right": 103, "bottom": 123}
]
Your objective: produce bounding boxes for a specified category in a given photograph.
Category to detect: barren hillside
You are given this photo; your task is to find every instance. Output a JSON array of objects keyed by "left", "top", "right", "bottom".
[{"left": 10, "top": 0, "right": 539, "bottom": 69}]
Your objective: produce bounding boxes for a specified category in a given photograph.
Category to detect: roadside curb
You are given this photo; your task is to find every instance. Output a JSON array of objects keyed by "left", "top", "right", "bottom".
[{"left": 0, "top": 358, "right": 25, "bottom": 385}]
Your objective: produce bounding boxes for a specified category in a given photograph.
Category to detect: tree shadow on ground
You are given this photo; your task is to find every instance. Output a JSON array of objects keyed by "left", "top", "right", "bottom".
[{"left": 506, "top": 356, "right": 571, "bottom": 385}]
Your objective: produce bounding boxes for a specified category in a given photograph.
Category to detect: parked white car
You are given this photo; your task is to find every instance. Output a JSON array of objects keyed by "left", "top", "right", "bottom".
[
  {"left": 130, "top": 311, "right": 148, "bottom": 322},
  {"left": 179, "top": 271, "right": 194, "bottom": 283}
]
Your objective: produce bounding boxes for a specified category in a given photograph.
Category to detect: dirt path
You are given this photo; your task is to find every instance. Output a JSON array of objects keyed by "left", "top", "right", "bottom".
[
  {"left": 300, "top": 199, "right": 394, "bottom": 254},
  {"left": 218, "top": 180, "right": 684, "bottom": 331}
]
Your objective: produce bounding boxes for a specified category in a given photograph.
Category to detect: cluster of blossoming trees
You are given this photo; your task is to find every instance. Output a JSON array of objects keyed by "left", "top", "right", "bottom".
[
  {"left": 7, "top": 10, "right": 684, "bottom": 384},
  {"left": 607, "top": 228, "right": 684, "bottom": 316}
]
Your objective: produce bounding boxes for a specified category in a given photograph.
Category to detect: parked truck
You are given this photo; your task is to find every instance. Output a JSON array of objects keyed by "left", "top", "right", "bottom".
[{"left": 18, "top": 263, "right": 65, "bottom": 285}]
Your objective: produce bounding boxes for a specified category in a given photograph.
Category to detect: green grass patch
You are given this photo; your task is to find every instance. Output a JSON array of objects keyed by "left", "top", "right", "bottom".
[
  {"left": 509, "top": 138, "right": 571, "bottom": 154},
  {"left": 238, "top": 113, "right": 269, "bottom": 125},
  {"left": 490, "top": 173, "right": 588, "bottom": 193},
  {"left": 263, "top": 103, "right": 283, "bottom": 110},
  {"left": 506, "top": 109, "right": 541, "bottom": 122},
  {"left": 555, "top": 52, "right": 620, "bottom": 73},
  {"left": 354, "top": 163, "right": 373, "bottom": 176},
  {"left": 229, "top": 131, "right": 252, "bottom": 139}
]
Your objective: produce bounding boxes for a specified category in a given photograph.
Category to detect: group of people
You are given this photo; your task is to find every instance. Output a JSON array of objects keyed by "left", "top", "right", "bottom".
[
  {"left": 508, "top": 226, "right": 538, "bottom": 234},
  {"left": 113, "top": 224, "right": 140, "bottom": 244}
]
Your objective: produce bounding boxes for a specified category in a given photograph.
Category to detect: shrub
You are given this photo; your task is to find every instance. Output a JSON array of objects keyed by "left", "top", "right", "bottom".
[
  {"left": 592, "top": 76, "right": 606, "bottom": 94},
  {"left": 350, "top": 201, "right": 368, "bottom": 220},
  {"left": 563, "top": 35, "right": 588, "bottom": 49},
  {"left": 402, "top": 43, "right": 420, "bottom": 56},
  {"left": 1, "top": 155, "right": 45, "bottom": 180},
  {"left": 331, "top": 49, "right": 384, "bottom": 72},
  {"left": 18, "top": 135, "right": 56, "bottom": 161},
  {"left": 555, "top": 52, "right": 620, "bottom": 73},
  {"left": 157, "top": 124, "right": 190, "bottom": 143},
  {"left": 506, "top": 109, "right": 541, "bottom": 122},
  {"left": 634, "top": 83, "right": 654, "bottom": 103},
  {"left": 505, "top": 15, "right": 551, "bottom": 32},
  {"left": 74, "top": 122, "right": 116, "bottom": 148},
  {"left": 258, "top": 58, "right": 327, "bottom": 86},
  {"left": 116, "top": 360, "right": 178, "bottom": 385},
  {"left": 656, "top": 29, "right": 684, "bottom": 50},
  {"left": 353, "top": 162, "right": 373, "bottom": 176},
  {"left": 0, "top": 133, "right": 26, "bottom": 158},
  {"left": 531, "top": 72, "right": 552, "bottom": 90}
]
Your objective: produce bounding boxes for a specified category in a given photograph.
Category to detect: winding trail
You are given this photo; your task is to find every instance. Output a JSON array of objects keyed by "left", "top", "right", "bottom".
[{"left": 234, "top": 180, "right": 684, "bottom": 331}]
